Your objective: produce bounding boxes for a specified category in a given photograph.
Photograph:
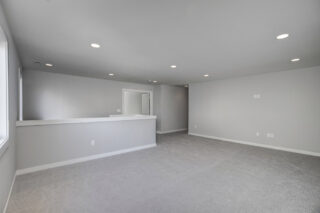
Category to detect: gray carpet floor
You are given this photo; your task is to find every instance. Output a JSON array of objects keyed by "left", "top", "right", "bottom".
[{"left": 7, "top": 133, "right": 320, "bottom": 213}]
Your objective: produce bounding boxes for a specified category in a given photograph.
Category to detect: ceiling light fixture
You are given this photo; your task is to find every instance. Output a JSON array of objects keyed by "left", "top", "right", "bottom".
[
  {"left": 91, "top": 43, "right": 101, "bottom": 48},
  {"left": 276, "top": 33, "right": 289, "bottom": 40},
  {"left": 170, "top": 65, "right": 177, "bottom": 68},
  {"left": 153, "top": 80, "right": 158, "bottom": 83},
  {"left": 184, "top": 85, "right": 188, "bottom": 87},
  {"left": 291, "top": 58, "right": 300, "bottom": 62},
  {"left": 204, "top": 74, "right": 209, "bottom": 77},
  {"left": 108, "top": 73, "right": 115, "bottom": 76},
  {"left": 45, "top": 63, "right": 53, "bottom": 67}
]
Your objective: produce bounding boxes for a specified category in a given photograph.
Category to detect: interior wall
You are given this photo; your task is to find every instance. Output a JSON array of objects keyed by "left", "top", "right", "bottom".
[
  {"left": 141, "top": 94, "right": 150, "bottom": 115},
  {"left": 0, "top": 2, "right": 20, "bottom": 212},
  {"left": 16, "top": 118, "right": 156, "bottom": 171},
  {"left": 189, "top": 66, "right": 320, "bottom": 153},
  {"left": 153, "top": 86, "right": 161, "bottom": 131},
  {"left": 156, "top": 85, "right": 188, "bottom": 133},
  {"left": 123, "top": 91, "right": 142, "bottom": 115},
  {"left": 23, "top": 70, "right": 154, "bottom": 120}
]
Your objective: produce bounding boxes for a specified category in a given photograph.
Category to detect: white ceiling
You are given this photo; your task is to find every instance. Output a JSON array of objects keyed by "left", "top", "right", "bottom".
[{"left": 2, "top": 0, "right": 320, "bottom": 85}]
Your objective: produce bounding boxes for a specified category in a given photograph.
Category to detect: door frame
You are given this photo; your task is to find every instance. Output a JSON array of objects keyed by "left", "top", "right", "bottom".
[{"left": 122, "top": 88, "right": 153, "bottom": 115}]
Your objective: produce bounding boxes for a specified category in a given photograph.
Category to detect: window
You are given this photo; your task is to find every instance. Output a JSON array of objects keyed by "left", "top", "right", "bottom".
[{"left": 0, "top": 26, "right": 8, "bottom": 157}]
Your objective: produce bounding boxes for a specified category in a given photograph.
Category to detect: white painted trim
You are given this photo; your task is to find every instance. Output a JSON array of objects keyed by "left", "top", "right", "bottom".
[
  {"left": 157, "top": 128, "right": 187, "bottom": 134},
  {"left": 18, "top": 67, "right": 23, "bottom": 121},
  {"left": 16, "top": 115, "right": 156, "bottom": 127},
  {"left": 16, "top": 144, "right": 156, "bottom": 176},
  {"left": 189, "top": 133, "right": 320, "bottom": 157},
  {"left": 3, "top": 173, "right": 16, "bottom": 213}
]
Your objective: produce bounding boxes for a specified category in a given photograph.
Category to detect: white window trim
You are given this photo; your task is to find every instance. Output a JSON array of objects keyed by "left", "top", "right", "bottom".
[
  {"left": 18, "top": 67, "right": 23, "bottom": 121},
  {"left": 0, "top": 27, "right": 9, "bottom": 158}
]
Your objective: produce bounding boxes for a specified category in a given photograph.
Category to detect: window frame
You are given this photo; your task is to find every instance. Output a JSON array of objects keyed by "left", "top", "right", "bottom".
[
  {"left": 18, "top": 67, "right": 23, "bottom": 121},
  {"left": 0, "top": 26, "right": 9, "bottom": 158}
]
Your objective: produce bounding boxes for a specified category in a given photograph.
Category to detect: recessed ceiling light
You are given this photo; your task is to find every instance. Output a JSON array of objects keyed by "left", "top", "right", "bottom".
[
  {"left": 204, "top": 74, "right": 209, "bottom": 77},
  {"left": 152, "top": 80, "right": 157, "bottom": 83},
  {"left": 170, "top": 65, "right": 177, "bottom": 68},
  {"left": 90, "top": 43, "right": 101, "bottom": 48},
  {"left": 45, "top": 63, "right": 53, "bottom": 67},
  {"left": 108, "top": 73, "right": 114, "bottom": 76},
  {"left": 184, "top": 85, "right": 188, "bottom": 87},
  {"left": 291, "top": 58, "right": 300, "bottom": 62},
  {"left": 276, "top": 33, "right": 289, "bottom": 40}
]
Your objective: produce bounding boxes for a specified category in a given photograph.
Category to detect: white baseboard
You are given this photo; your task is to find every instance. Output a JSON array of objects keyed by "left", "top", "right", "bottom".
[
  {"left": 157, "top": 128, "right": 187, "bottom": 134},
  {"left": 16, "top": 144, "right": 157, "bottom": 176},
  {"left": 3, "top": 173, "right": 16, "bottom": 213},
  {"left": 189, "top": 132, "right": 320, "bottom": 157}
]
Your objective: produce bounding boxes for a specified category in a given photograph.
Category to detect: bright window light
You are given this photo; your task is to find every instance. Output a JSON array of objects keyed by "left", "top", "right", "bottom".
[{"left": 0, "top": 26, "right": 9, "bottom": 157}]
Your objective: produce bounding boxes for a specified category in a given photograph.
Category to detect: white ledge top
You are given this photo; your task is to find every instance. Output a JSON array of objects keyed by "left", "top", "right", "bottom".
[{"left": 16, "top": 115, "right": 157, "bottom": 127}]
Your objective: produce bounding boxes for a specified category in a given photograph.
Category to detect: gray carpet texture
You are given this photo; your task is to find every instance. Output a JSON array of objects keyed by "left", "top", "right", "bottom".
[{"left": 7, "top": 133, "right": 320, "bottom": 213}]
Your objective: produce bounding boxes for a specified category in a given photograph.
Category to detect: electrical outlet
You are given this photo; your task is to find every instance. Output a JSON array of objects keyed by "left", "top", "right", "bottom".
[
  {"left": 116, "top": 109, "right": 121, "bottom": 113},
  {"left": 194, "top": 124, "right": 198, "bottom": 129},
  {"left": 266, "top": 133, "right": 275, "bottom": 138},
  {"left": 90, "top": 140, "right": 95, "bottom": 146},
  {"left": 256, "top": 132, "right": 260, "bottom": 137}
]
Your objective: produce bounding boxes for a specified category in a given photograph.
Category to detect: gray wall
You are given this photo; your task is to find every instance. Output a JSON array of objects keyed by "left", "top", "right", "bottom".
[
  {"left": 155, "top": 85, "right": 188, "bottom": 132},
  {"left": 0, "top": 2, "right": 20, "bottom": 212},
  {"left": 141, "top": 94, "right": 150, "bottom": 115},
  {"left": 23, "top": 70, "right": 155, "bottom": 120},
  {"left": 189, "top": 66, "right": 320, "bottom": 153},
  {"left": 153, "top": 86, "right": 161, "bottom": 131},
  {"left": 123, "top": 91, "right": 143, "bottom": 115},
  {"left": 16, "top": 119, "right": 156, "bottom": 170}
]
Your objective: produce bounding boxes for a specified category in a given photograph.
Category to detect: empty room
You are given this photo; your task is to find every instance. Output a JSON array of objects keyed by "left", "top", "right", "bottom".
[{"left": 0, "top": 0, "right": 320, "bottom": 212}]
